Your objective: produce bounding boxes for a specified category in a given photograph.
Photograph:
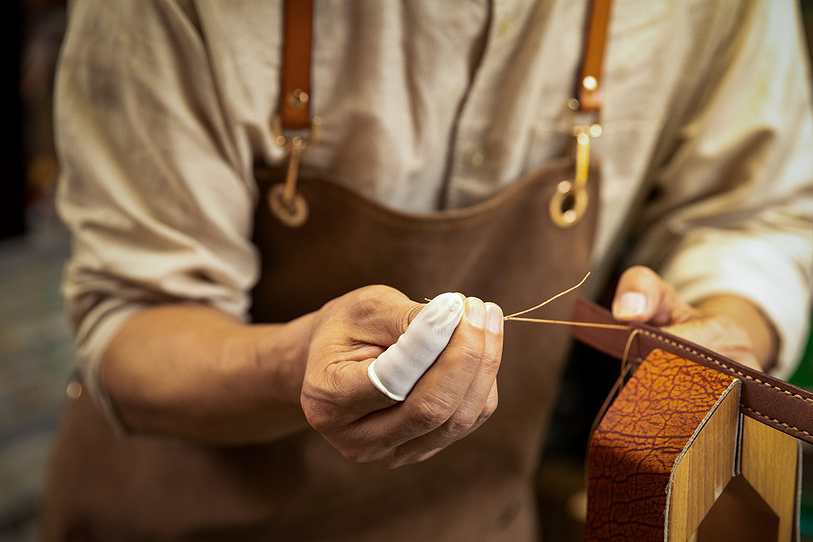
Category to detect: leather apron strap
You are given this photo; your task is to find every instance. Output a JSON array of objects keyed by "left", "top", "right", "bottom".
[
  {"left": 279, "top": 0, "right": 313, "bottom": 130},
  {"left": 272, "top": 0, "right": 611, "bottom": 230},
  {"left": 577, "top": 0, "right": 612, "bottom": 113}
]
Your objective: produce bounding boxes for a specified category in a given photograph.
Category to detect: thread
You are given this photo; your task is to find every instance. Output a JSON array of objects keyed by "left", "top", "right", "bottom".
[
  {"left": 503, "top": 272, "right": 592, "bottom": 320},
  {"left": 503, "top": 272, "right": 631, "bottom": 332}
]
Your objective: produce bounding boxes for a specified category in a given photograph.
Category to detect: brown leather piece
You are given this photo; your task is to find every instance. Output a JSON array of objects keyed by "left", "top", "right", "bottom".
[
  {"left": 585, "top": 350, "right": 738, "bottom": 541},
  {"left": 571, "top": 298, "right": 813, "bottom": 446}
]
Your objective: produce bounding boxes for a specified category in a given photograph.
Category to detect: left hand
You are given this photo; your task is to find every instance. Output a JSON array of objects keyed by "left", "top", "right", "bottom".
[{"left": 611, "top": 266, "right": 778, "bottom": 372}]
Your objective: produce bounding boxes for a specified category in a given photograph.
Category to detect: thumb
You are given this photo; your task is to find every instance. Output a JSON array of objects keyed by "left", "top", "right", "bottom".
[
  {"left": 368, "top": 292, "right": 465, "bottom": 401},
  {"left": 611, "top": 266, "right": 681, "bottom": 326}
]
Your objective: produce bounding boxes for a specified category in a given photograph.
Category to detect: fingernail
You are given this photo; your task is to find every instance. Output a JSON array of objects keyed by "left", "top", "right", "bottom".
[
  {"left": 485, "top": 303, "right": 503, "bottom": 334},
  {"left": 614, "top": 292, "right": 648, "bottom": 320},
  {"left": 465, "top": 298, "right": 486, "bottom": 329}
]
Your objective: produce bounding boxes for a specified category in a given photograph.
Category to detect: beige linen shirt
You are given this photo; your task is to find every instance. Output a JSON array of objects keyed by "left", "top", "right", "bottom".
[{"left": 55, "top": 0, "right": 813, "bottom": 407}]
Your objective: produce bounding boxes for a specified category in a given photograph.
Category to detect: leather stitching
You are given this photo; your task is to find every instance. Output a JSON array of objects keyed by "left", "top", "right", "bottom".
[
  {"left": 640, "top": 329, "right": 813, "bottom": 405},
  {"left": 742, "top": 405, "right": 812, "bottom": 438}
]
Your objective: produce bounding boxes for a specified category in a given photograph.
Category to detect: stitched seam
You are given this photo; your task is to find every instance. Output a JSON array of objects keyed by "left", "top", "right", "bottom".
[
  {"left": 742, "top": 405, "right": 811, "bottom": 438},
  {"left": 640, "top": 329, "right": 813, "bottom": 406}
]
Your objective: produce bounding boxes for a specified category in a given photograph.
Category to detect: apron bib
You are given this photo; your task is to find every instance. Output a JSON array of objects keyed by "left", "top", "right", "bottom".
[{"left": 42, "top": 159, "right": 598, "bottom": 542}]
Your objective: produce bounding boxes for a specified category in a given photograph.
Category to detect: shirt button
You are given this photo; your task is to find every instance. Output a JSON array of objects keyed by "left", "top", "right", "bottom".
[
  {"left": 497, "top": 16, "right": 517, "bottom": 38},
  {"left": 468, "top": 150, "right": 486, "bottom": 168}
]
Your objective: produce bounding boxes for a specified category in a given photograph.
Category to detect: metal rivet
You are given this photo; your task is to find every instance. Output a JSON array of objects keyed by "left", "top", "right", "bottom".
[
  {"left": 498, "top": 16, "right": 516, "bottom": 37},
  {"left": 582, "top": 75, "right": 598, "bottom": 91},
  {"left": 66, "top": 380, "right": 83, "bottom": 399},
  {"left": 589, "top": 124, "right": 603, "bottom": 137},
  {"left": 567, "top": 98, "right": 581, "bottom": 111},
  {"left": 287, "top": 88, "right": 309, "bottom": 109}
]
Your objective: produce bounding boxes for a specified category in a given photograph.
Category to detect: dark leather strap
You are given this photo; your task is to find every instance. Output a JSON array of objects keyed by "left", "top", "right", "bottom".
[
  {"left": 281, "top": 0, "right": 611, "bottom": 121},
  {"left": 578, "top": 0, "right": 612, "bottom": 112},
  {"left": 280, "top": 0, "right": 313, "bottom": 130},
  {"left": 572, "top": 298, "right": 813, "bottom": 445}
]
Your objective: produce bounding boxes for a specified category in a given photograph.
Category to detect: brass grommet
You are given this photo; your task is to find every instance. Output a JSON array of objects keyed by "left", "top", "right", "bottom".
[
  {"left": 549, "top": 180, "right": 588, "bottom": 228},
  {"left": 269, "top": 183, "right": 309, "bottom": 227}
]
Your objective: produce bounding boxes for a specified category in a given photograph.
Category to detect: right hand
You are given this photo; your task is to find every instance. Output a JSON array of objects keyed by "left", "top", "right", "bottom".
[{"left": 300, "top": 285, "right": 504, "bottom": 468}]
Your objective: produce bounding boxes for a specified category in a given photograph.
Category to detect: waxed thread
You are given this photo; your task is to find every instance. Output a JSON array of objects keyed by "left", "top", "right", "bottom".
[
  {"left": 588, "top": 329, "right": 641, "bottom": 441},
  {"left": 582, "top": 329, "right": 642, "bottom": 491},
  {"left": 502, "top": 272, "right": 631, "bottom": 332}
]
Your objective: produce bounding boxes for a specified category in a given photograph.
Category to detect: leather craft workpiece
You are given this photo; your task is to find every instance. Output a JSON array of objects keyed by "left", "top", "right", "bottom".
[
  {"left": 573, "top": 299, "right": 806, "bottom": 541},
  {"left": 586, "top": 350, "right": 740, "bottom": 540},
  {"left": 571, "top": 298, "right": 813, "bottom": 445}
]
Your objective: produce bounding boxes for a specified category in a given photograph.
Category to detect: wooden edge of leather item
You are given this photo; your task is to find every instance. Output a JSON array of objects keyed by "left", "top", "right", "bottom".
[{"left": 571, "top": 298, "right": 813, "bottom": 446}]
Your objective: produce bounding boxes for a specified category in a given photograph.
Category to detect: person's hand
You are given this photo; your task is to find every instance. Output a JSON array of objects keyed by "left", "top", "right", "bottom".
[
  {"left": 300, "top": 285, "right": 504, "bottom": 468},
  {"left": 611, "top": 266, "right": 778, "bottom": 372}
]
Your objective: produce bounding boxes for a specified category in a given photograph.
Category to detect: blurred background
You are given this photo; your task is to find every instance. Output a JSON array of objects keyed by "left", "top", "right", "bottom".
[{"left": 0, "top": 2, "right": 812, "bottom": 541}]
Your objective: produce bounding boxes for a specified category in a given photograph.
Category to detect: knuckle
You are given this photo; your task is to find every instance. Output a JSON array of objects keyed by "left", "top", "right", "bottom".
[
  {"left": 349, "top": 285, "right": 399, "bottom": 316},
  {"left": 340, "top": 446, "right": 377, "bottom": 464},
  {"left": 331, "top": 435, "right": 391, "bottom": 465},
  {"left": 409, "top": 395, "right": 456, "bottom": 430},
  {"left": 300, "top": 384, "right": 345, "bottom": 432},
  {"left": 480, "top": 395, "right": 498, "bottom": 421},
  {"left": 382, "top": 453, "right": 405, "bottom": 470},
  {"left": 455, "top": 341, "right": 484, "bottom": 366},
  {"left": 480, "top": 349, "right": 502, "bottom": 374},
  {"left": 300, "top": 398, "right": 332, "bottom": 432},
  {"left": 445, "top": 412, "right": 479, "bottom": 435}
]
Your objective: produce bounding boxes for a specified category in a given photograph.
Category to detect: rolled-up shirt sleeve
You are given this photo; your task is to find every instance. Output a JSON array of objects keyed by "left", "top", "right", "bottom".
[
  {"left": 633, "top": 0, "right": 813, "bottom": 378},
  {"left": 55, "top": 3, "right": 260, "bottom": 412}
]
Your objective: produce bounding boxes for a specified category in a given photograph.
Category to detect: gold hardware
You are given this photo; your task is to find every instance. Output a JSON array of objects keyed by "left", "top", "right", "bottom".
[
  {"left": 549, "top": 123, "right": 599, "bottom": 228},
  {"left": 287, "top": 88, "right": 309, "bottom": 109},
  {"left": 549, "top": 179, "right": 589, "bottom": 228},
  {"left": 269, "top": 116, "right": 321, "bottom": 227},
  {"left": 269, "top": 183, "right": 309, "bottom": 227},
  {"left": 66, "top": 380, "right": 83, "bottom": 399}
]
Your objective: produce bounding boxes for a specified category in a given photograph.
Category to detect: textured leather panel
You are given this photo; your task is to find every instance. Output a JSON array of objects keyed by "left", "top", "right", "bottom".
[{"left": 585, "top": 350, "right": 737, "bottom": 541}]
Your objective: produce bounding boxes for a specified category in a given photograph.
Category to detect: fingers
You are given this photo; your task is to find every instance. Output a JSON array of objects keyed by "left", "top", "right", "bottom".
[
  {"left": 307, "top": 294, "right": 503, "bottom": 467},
  {"left": 301, "top": 286, "right": 425, "bottom": 428},
  {"left": 368, "top": 292, "right": 465, "bottom": 401},
  {"left": 611, "top": 265, "right": 695, "bottom": 326},
  {"left": 302, "top": 286, "right": 504, "bottom": 466},
  {"left": 611, "top": 269, "right": 768, "bottom": 371},
  {"left": 349, "top": 298, "right": 501, "bottom": 467},
  {"left": 388, "top": 300, "right": 503, "bottom": 466}
]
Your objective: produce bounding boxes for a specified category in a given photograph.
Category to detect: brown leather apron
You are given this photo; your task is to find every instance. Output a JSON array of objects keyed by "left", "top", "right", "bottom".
[
  {"left": 41, "top": 159, "right": 598, "bottom": 542},
  {"left": 42, "top": 2, "right": 612, "bottom": 540}
]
